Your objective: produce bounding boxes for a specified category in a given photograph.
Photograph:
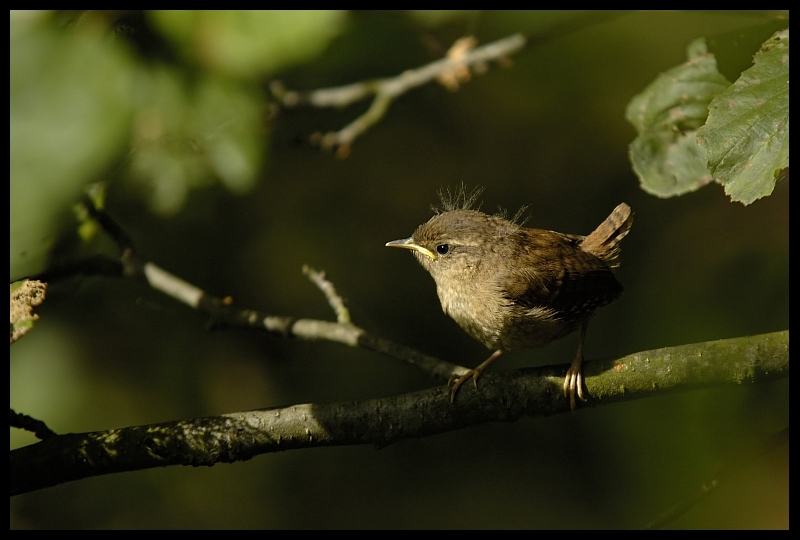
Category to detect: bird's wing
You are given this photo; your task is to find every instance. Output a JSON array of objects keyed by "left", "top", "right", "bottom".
[{"left": 499, "top": 230, "right": 622, "bottom": 321}]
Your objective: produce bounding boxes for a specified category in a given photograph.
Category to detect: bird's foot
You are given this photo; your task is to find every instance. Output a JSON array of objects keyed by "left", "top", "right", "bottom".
[
  {"left": 563, "top": 357, "right": 588, "bottom": 411},
  {"left": 447, "top": 368, "right": 482, "bottom": 403},
  {"left": 447, "top": 350, "right": 504, "bottom": 403}
]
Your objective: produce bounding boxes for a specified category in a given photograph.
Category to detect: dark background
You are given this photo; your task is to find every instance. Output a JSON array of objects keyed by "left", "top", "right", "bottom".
[{"left": 11, "top": 11, "right": 788, "bottom": 528}]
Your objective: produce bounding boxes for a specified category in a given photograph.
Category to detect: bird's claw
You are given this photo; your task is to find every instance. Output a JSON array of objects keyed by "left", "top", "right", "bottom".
[
  {"left": 448, "top": 369, "right": 479, "bottom": 402},
  {"left": 563, "top": 362, "right": 588, "bottom": 411}
]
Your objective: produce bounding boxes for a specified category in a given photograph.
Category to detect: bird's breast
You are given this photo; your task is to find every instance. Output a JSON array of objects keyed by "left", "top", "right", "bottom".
[
  {"left": 436, "top": 282, "right": 503, "bottom": 349},
  {"left": 435, "top": 278, "right": 581, "bottom": 352}
]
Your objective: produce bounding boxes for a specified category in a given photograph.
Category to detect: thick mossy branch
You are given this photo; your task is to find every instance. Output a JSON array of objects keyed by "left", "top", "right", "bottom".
[{"left": 11, "top": 331, "right": 787, "bottom": 496}]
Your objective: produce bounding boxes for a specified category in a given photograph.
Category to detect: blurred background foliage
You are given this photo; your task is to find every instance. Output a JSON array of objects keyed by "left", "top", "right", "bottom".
[{"left": 11, "top": 10, "right": 787, "bottom": 528}]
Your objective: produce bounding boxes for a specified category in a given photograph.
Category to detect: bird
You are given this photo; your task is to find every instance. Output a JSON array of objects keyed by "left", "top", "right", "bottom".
[{"left": 386, "top": 197, "right": 633, "bottom": 409}]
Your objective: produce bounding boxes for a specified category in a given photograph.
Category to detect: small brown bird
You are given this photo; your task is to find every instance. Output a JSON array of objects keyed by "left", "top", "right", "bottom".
[{"left": 386, "top": 196, "right": 633, "bottom": 409}]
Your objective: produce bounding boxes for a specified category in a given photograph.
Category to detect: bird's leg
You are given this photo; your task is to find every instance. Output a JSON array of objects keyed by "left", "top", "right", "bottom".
[
  {"left": 448, "top": 349, "right": 504, "bottom": 402},
  {"left": 563, "top": 320, "right": 590, "bottom": 410}
]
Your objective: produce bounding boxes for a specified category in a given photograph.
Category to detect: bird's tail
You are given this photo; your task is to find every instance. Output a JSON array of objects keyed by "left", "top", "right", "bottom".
[{"left": 581, "top": 203, "right": 633, "bottom": 266}]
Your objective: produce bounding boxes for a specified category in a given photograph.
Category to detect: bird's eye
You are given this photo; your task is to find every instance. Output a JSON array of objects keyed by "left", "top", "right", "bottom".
[{"left": 435, "top": 244, "right": 450, "bottom": 255}]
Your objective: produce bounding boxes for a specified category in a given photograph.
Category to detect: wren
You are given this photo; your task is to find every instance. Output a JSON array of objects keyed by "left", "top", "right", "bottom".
[{"left": 386, "top": 197, "right": 633, "bottom": 409}]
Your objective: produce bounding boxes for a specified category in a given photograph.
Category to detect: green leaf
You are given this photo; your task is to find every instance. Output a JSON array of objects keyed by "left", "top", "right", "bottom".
[
  {"left": 10, "top": 14, "right": 135, "bottom": 278},
  {"left": 626, "top": 39, "right": 731, "bottom": 198},
  {"left": 126, "top": 69, "right": 265, "bottom": 215},
  {"left": 697, "top": 29, "right": 788, "bottom": 205},
  {"left": 150, "top": 10, "right": 347, "bottom": 78}
]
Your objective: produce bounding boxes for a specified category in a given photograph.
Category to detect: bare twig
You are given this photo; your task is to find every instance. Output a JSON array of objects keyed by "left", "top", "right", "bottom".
[
  {"left": 303, "top": 264, "right": 351, "bottom": 323},
  {"left": 18, "top": 201, "right": 466, "bottom": 382},
  {"left": 10, "top": 409, "right": 56, "bottom": 440},
  {"left": 138, "top": 259, "right": 464, "bottom": 381},
  {"left": 272, "top": 33, "right": 527, "bottom": 155}
]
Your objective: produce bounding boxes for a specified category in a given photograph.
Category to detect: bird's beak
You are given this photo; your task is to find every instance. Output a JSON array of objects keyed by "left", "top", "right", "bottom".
[{"left": 385, "top": 237, "right": 437, "bottom": 260}]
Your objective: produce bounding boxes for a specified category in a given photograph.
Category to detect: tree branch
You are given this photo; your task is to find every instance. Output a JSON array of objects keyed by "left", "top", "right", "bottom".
[
  {"left": 302, "top": 264, "right": 351, "bottom": 323},
  {"left": 10, "top": 331, "right": 788, "bottom": 495},
  {"left": 20, "top": 201, "right": 469, "bottom": 383},
  {"left": 271, "top": 33, "right": 527, "bottom": 156}
]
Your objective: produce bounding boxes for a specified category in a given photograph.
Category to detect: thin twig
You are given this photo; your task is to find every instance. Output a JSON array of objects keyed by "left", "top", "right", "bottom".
[
  {"left": 273, "top": 33, "right": 527, "bottom": 155},
  {"left": 302, "top": 264, "right": 351, "bottom": 323},
  {"left": 10, "top": 409, "right": 56, "bottom": 440},
  {"left": 18, "top": 202, "right": 467, "bottom": 382}
]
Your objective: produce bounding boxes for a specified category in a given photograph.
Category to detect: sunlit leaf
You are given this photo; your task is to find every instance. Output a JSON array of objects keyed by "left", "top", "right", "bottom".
[
  {"left": 626, "top": 39, "right": 730, "bottom": 198},
  {"left": 697, "top": 29, "right": 788, "bottom": 205}
]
